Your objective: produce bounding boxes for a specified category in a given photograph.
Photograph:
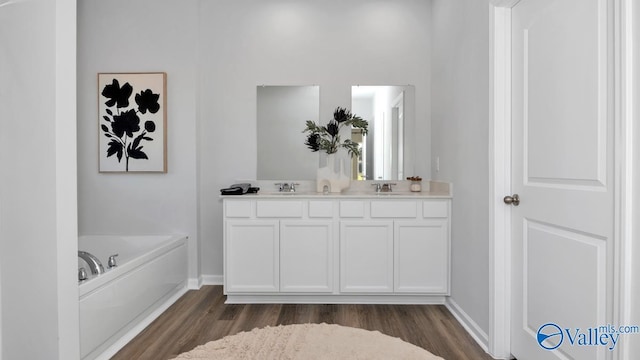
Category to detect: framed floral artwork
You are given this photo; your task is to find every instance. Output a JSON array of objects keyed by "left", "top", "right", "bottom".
[{"left": 98, "top": 72, "right": 167, "bottom": 172}]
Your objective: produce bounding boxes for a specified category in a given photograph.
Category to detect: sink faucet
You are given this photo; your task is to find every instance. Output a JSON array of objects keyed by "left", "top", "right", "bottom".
[
  {"left": 381, "top": 183, "right": 396, "bottom": 192},
  {"left": 372, "top": 183, "right": 396, "bottom": 192},
  {"left": 78, "top": 251, "right": 104, "bottom": 275},
  {"left": 275, "top": 182, "right": 300, "bottom": 192}
]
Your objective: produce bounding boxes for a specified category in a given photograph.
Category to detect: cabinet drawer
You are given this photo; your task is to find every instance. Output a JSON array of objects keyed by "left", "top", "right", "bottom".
[
  {"left": 309, "top": 201, "right": 333, "bottom": 218},
  {"left": 256, "top": 201, "right": 303, "bottom": 218},
  {"left": 423, "top": 200, "right": 449, "bottom": 218},
  {"left": 225, "top": 201, "right": 251, "bottom": 218},
  {"left": 340, "top": 201, "right": 365, "bottom": 218},
  {"left": 370, "top": 201, "right": 417, "bottom": 218}
]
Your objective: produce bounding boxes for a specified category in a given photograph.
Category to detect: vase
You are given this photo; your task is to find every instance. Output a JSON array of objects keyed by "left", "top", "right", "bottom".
[
  {"left": 410, "top": 180, "right": 422, "bottom": 192},
  {"left": 317, "top": 153, "right": 350, "bottom": 193}
]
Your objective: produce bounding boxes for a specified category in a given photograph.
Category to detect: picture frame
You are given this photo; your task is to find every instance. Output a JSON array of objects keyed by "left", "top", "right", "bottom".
[{"left": 98, "top": 72, "right": 167, "bottom": 173}]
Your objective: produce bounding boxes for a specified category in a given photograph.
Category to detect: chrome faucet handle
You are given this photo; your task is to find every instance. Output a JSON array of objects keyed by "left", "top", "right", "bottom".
[
  {"left": 371, "top": 183, "right": 382, "bottom": 192},
  {"left": 107, "top": 254, "right": 119, "bottom": 268},
  {"left": 274, "top": 183, "right": 284, "bottom": 192},
  {"left": 289, "top": 183, "right": 300, "bottom": 192}
]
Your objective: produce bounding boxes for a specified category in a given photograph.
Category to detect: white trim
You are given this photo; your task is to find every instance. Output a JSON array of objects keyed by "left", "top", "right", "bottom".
[
  {"left": 613, "top": 0, "right": 634, "bottom": 359},
  {"left": 488, "top": 3, "right": 513, "bottom": 359},
  {"left": 226, "top": 294, "right": 447, "bottom": 305},
  {"left": 200, "top": 274, "right": 224, "bottom": 286},
  {"left": 188, "top": 277, "right": 201, "bottom": 289},
  {"left": 445, "top": 298, "right": 490, "bottom": 355},
  {"left": 56, "top": 1, "right": 79, "bottom": 359}
]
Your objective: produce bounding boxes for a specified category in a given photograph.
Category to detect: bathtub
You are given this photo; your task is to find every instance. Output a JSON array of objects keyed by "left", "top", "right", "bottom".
[{"left": 78, "top": 235, "right": 188, "bottom": 360}]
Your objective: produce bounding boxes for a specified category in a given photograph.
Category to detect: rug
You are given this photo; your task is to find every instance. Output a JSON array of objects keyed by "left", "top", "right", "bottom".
[{"left": 171, "top": 323, "right": 444, "bottom": 360}]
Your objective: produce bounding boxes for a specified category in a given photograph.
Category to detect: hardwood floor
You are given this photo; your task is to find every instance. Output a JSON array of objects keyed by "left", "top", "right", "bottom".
[{"left": 112, "top": 286, "right": 493, "bottom": 360}]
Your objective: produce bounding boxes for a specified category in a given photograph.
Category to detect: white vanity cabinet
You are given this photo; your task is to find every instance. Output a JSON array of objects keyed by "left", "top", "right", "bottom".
[
  {"left": 340, "top": 220, "right": 394, "bottom": 293},
  {"left": 223, "top": 199, "right": 335, "bottom": 294},
  {"left": 222, "top": 193, "right": 451, "bottom": 304},
  {"left": 394, "top": 219, "right": 448, "bottom": 293},
  {"left": 280, "top": 220, "right": 334, "bottom": 293},
  {"left": 225, "top": 220, "right": 279, "bottom": 292}
]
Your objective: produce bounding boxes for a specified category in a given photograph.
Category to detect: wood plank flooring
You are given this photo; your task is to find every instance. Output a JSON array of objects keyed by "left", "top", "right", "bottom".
[{"left": 112, "top": 286, "right": 494, "bottom": 360}]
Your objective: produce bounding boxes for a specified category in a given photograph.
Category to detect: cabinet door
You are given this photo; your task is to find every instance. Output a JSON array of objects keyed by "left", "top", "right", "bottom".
[
  {"left": 340, "top": 221, "right": 393, "bottom": 293},
  {"left": 225, "top": 220, "right": 279, "bottom": 293},
  {"left": 394, "top": 220, "right": 449, "bottom": 293},
  {"left": 280, "top": 221, "right": 333, "bottom": 293}
]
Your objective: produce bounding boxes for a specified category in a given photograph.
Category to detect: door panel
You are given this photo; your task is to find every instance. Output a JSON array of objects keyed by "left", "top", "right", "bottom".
[
  {"left": 510, "top": 0, "right": 613, "bottom": 359},
  {"left": 394, "top": 220, "right": 449, "bottom": 293},
  {"left": 340, "top": 221, "right": 394, "bottom": 293},
  {"left": 280, "top": 221, "right": 333, "bottom": 293},
  {"left": 523, "top": 0, "right": 605, "bottom": 186},
  {"left": 225, "top": 220, "right": 279, "bottom": 293}
]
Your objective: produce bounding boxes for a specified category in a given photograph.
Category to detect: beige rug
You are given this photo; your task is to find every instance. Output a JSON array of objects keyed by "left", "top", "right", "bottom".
[{"left": 171, "top": 323, "right": 444, "bottom": 360}]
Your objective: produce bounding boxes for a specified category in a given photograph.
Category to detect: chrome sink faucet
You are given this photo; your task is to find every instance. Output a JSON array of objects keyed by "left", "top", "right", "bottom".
[
  {"left": 372, "top": 182, "right": 396, "bottom": 193},
  {"left": 78, "top": 251, "right": 104, "bottom": 275},
  {"left": 275, "top": 182, "right": 300, "bottom": 192},
  {"left": 381, "top": 183, "right": 396, "bottom": 192}
]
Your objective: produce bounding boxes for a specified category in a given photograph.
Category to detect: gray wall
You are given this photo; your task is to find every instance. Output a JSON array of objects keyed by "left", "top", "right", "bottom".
[
  {"left": 77, "top": 0, "right": 200, "bottom": 281},
  {"left": 198, "top": 0, "right": 431, "bottom": 277},
  {"left": 77, "top": 0, "right": 431, "bottom": 284},
  {"left": 431, "top": 0, "right": 491, "bottom": 338}
]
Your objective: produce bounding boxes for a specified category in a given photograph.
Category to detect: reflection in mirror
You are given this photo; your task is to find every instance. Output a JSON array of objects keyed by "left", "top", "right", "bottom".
[
  {"left": 351, "top": 85, "right": 414, "bottom": 181},
  {"left": 257, "top": 86, "right": 319, "bottom": 180}
]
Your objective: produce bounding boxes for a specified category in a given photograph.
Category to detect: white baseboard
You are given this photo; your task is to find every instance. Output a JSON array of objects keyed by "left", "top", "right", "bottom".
[
  {"left": 187, "top": 275, "right": 223, "bottom": 290},
  {"left": 445, "top": 297, "right": 491, "bottom": 355},
  {"left": 226, "top": 294, "right": 447, "bottom": 305},
  {"left": 188, "top": 277, "right": 201, "bottom": 289},
  {"left": 201, "top": 274, "right": 223, "bottom": 286}
]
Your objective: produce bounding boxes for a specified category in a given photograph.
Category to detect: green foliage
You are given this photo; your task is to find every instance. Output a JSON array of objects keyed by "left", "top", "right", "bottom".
[{"left": 303, "top": 107, "right": 368, "bottom": 157}]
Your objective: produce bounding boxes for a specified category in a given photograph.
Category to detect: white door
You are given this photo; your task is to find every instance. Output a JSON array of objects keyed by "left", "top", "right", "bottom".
[{"left": 510, "top": 0, "right": 614, "bottom": 359}]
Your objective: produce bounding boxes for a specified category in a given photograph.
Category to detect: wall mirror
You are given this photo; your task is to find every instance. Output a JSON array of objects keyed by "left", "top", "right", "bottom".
[
  {"left": 256, "top": 85, "right": 320, "bottom": 180},
  {"left": 256, "top": 85, "right": 414, "bottom": 181},
  {"left": 351, "top": 85, "right": 415, "bottom": 180}
]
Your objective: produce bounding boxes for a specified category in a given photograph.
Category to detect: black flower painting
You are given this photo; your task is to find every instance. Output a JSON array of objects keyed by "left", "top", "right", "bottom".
[{"left": 98, "top": 73, "right": 166, "bottom": 172}]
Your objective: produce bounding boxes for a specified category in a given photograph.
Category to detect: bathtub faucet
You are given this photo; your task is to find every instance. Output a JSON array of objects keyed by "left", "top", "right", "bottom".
[{"left": 78, "top": 251, "right": 104, "bottom": 275}]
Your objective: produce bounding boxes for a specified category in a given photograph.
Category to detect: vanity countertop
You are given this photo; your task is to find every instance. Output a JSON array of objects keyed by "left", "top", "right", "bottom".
[
  {"left": 237, "top": 191, "right": 450, "bottom": 199},
  {"left": 221, "top": 181, "right": 453, "bottom": 199}
]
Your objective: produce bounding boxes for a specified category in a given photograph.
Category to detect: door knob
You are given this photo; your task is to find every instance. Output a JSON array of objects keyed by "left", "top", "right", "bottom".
[{"left": 503, "top": 194, "right": 520, "bottom": 206}]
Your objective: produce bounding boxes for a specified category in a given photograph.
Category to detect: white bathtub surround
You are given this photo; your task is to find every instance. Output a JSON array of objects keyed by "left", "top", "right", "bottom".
[
  {"left": 222, "top": 185, "right": 451, "bottom": 304},
  {"left": 78, "top": 235, "right": 188, "bottom": 360}
]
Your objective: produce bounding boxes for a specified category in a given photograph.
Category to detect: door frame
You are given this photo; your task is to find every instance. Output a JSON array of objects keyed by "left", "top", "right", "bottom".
[{"left": 488, "top": 0, "right": 635, "bottom": 358}]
